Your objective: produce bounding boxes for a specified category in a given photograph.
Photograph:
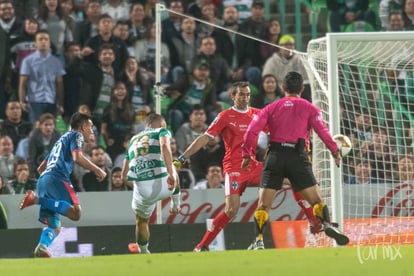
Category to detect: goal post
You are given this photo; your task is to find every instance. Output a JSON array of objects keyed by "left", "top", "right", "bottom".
[{"left": 304, "top": 31, "right": 414, "bottom": 246}]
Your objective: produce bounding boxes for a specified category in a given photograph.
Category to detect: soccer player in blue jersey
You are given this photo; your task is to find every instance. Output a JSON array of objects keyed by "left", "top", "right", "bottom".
[{"left": 19, "top": 112, "right": 107, "bottom": 257}]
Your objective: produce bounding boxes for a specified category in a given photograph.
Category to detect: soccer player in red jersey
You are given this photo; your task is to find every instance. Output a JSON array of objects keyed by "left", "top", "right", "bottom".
[
  {"left": 242, "top": 72, "right": 349, "bottom": 246},
  {"left": 175, "top": 81, "right": 322, "bottom": 251}
]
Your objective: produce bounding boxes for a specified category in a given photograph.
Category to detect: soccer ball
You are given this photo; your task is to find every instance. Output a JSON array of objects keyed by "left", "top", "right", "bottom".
[{"left": 333, "top": 134, "right": 352, "bottom": 157}]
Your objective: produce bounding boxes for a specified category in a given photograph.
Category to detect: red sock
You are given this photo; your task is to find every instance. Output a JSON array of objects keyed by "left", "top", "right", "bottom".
[
  {"left": 292, "top": 190, "right": 320, "bottom": 225},
  {"left": 198, "top": 212, "right": 231, "bottom": 248}
]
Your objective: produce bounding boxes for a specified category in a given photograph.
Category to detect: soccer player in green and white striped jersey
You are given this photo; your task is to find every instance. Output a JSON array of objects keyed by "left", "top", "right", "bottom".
[{"left": 121, "top": 113, "right": 181, "bottom": 254}]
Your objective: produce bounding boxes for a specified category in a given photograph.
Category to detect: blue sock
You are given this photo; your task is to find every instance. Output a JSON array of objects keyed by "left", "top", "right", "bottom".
[
  {"left": 39, "top": 227, "right": 56, "bottom": 247},
  {"left": 39, "top": 197, "right": 71, "bottom": 216}
]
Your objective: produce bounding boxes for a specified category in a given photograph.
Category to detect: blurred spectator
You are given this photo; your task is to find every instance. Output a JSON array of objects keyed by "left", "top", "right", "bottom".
[
  {"left": 386, "top": 11, "right": 406, "bottom": 31},
  {"left": 0, "top": 101, "right": 32, "bottom": 150},
  {"left": 174, "top": 104, "right": 208, "bottom": 152},
  {"left": 74, "top": 0, "right": 102, "bottom": 47},
  {"left": 60, "top": 0, "right": 78, "bottom": 31},
  {"left": 167, "top": 17, "right": 198, "bottom": 83},
  {"left": 395, "top": 154, "right": 414, "bottom": 184},
  {"left": 196, "top": 2, "right": 222, "bottom": 38},
  {"left": 82, "top": 146, "right": 111, "bottom": 191},
  {"left": 193, "top": 162, "right": 224, "bottom": 189},
  {"left": 82, "top": 13, "right": 129, "bottom": 75},
  {"left": 219, "top": 5, "right": 238, "bottom": 69},
  {"left": 78, "top": 43, "right": 116, "bottom": 132},
  {"left": 217, "top": 0, "right": 252, "bottom": 23},
  {"left": 134, "top": 22, "right": 171, "bottom": 85},
  {"left": 0, "top": 135, "right": 15, "bottom": 181},
  {"left": 161, "top": 0, "right": 183, "bottom": 43},
  {"left": 9, "top": 17, "right": 39, "bottom": 97},
  {"left": 170, "top": 137, "right": 195, "bottom": 189},
  {"left": 37, "top": 0, "right": 74, "bottom": 57},
  {"left": 0, "top": 0, "right": 23, "bottom": 119},
  {"left": 11, "top": 0, "right": 40, "bottom": 19},
  {"left": 0, "top": 175, "right": 9, "bottom": 194},
  {"left": 113, "top": 133, "right": 133, "bottom": 168},
  {"left": 110, "top": 166, "right": 128, "bottom": 191},
  {"left": 379, "top": 0, "right": 404, "bottom": 30},
  {"left": 127, "top": 2, "right": 153, "bottom": 43},
  {"left": 63, "top": 41, "right": 82, "bottom": 123},
  {"left": 403, "top": 0, "right": 414, "bottom": 29},
  {"left": 346, "top": 159, "right": 382, "bottom": 184},
  {"left": 27, "top": 113, "right": 60, "bottom": 177},
  {"left": 5, "top": 157, "right": 36, "bottom": 194},
  {"left": 327, "top": 0, "right": 377, "bottom": 32},
  {"left": 339, "top": 100, "right": 355, "bottom": 137},
  {"left": 0, "top": 1, "right": 24, "bottom": 40},
  {"left": 235, "top": 0, "right": 267, "bottom": 88},
  {"left": 251, "top": 74, "right": 283, "bottom": 109},
  {"left": 259, "top": 17, "right": 281, "bottom": 62},
  {"left": 262, "top": 35, "right": 311, "bottom": 102},
  {"left": 144, "top": 0, "right": 167, "bottom": 21},
  {"left": 101, "top": 0, "right": 130, "bottom": 22},
  {"left": 118, "top": 56, "right": 152, "bottom": 116},
  {"left": 351, "top": 109, "right": 373, "bottom": 144},
  {"left": 101, "top": 81, "right": 135, "bottom": 161},
  {"left": 186, "top": 0, "right": 207, "bottom": 19},
  {"left": 19, "top": 30, "right": 65, "bottom": 124},
  {"left": 113, "top": 19, "right": 135, "bottom": 56},
  {"left": 364, "top": 127, "right": 397, "bottom": 181},
  {"left": 191, "top": 36, "right": 230, "bottom": 99},
  {"left": 166, "top": 59, "right": 216, "bottom": 133},
  {"left": 72, "top": 131, "right": 112, "bottom": 191},
  {"left": 190, "top": 135, "right": 225, "bottom": 181}
]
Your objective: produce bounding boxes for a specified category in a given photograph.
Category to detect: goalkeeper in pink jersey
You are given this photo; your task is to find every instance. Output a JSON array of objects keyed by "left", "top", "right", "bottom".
[
  {"left": 242, "top": 72, "right": 350, "bottom": 246},
  {"left": 175, "top": 81, "right": 324, "bottom": 252}
]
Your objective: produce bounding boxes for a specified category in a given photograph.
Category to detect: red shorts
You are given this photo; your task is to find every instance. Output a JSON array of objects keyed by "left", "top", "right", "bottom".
[{"left": 224, "top": 161, "right": 263, "bottom": 196}]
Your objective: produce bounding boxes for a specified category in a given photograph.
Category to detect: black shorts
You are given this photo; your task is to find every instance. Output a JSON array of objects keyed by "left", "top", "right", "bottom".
[{"left": 260, "top": 143, "right": 317, "bottom": 191}]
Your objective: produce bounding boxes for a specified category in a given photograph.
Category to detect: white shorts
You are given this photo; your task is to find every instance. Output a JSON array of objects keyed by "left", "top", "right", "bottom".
[{"left": 131, "top": 175, "right": 174, "bottom": 219}]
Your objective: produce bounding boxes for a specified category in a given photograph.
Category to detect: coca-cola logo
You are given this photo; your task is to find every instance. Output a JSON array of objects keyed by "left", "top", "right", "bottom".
[
  {"left": 149, "top": 188, "right": 306, "bottom": 224},
  {"left": 372, "top": 183, "right": 414, "bottom": 217}
]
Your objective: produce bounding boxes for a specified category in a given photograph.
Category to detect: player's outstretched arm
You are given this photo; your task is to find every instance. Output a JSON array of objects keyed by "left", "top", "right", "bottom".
[
  {"left": 182, "top": 134, "right": 211, "bottom": 159},
  {"left": 73, "top": 151, "right": 107, "bottom": 181},
  {"left": 37, "top": 159, "right": 47, "bottom": 175},
  {"left": 121, "top": 159, "right": 129, "bottom": 183},
  {"left": 160, "top": 136, "right": 177, "bottom": 190}
]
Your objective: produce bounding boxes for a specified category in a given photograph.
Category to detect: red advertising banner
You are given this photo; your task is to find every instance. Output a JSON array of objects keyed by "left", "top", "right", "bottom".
[{"left": 270, "top": 217, "right": 414, "bottom": 248}]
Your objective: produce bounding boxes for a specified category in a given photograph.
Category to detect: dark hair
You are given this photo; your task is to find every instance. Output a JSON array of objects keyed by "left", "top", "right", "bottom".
[
  {"left": 111, "top": 166, "right": 122, "bottom": 174},
  {"left": 109, "top": 81, "right": 134, "bottom": 124},
  {"left": 98, "top": 43, "right": 114, "bottom": 55},
  {"left": 34, "top": 29, "right": 50, "bottom": 40},
  {"left": 38, "top": 113, "right": 55, "bottom": 125},
  {"left": 13, "top": 157, "right": 28, "bottom": 174},
  {"left": 190, "top": 104, "right": 205, "bottom": 114},
  {"left": 70, "top": 112, "right": 91, "bottom": 130},
  {"left": 38, "top": 0, "right": 65, "bottom": 21},
  {"left": 230, "top": 81, "right": 250, "bottom": 97},
  {"left": 64, "top": 41, "right": 80, "bottom": 52},
  {"left": 98, "top": 13, "right": 113, "bottom": 22},
  {"left": 283, "top": 71, "right": 303, "bottom": 94}
]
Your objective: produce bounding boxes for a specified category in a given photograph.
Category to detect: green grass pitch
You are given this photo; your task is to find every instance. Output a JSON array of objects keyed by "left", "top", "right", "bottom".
[{"left": 0, "top": 246, "right": 412, "bottom": 276}]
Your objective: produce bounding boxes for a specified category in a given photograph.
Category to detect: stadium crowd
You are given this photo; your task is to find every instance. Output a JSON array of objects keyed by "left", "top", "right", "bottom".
[{"left": 0, "top": 0, "right": 414, "bottom": 194}]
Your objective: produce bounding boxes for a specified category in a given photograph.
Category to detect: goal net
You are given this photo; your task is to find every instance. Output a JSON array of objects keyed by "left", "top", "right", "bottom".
[{"left": 303, "top": 32, "right": 414, "bottom": 247}]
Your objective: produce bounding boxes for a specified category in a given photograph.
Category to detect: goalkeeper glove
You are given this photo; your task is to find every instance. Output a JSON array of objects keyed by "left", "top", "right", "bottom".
[{"left": 173, "top": 155, "right": 188, "bottom": 169}]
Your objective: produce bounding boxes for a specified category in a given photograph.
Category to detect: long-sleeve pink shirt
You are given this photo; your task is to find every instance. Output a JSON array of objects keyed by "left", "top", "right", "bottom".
[{"left": 243, "top": 96, "right": 339, "bottom": 157}]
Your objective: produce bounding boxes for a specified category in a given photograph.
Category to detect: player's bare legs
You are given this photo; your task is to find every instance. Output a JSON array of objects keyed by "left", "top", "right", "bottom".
[
  {"left": 34, "top": 218, "right": 61, "bottom": 258},
  {"left": 66, "top": 204, "right": 82, "bottom": 221},
  {"left": 136, "top": 216, "right": 150, "bottom": 253},
  {"left": 300, "top": 185, "right": 349, "bottom": 245},
  {"left": 250, "top": 188, "right": 278, "bottom": 249},
  {"left": 193, "top": 194, "right": 240, "bottom": 252}
]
